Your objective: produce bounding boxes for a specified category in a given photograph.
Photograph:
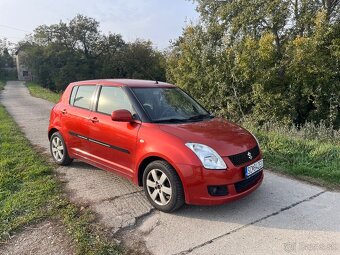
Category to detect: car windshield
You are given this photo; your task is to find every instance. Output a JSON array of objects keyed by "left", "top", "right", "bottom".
[{"left": 131, "top": 87, "right": 211, "bottom": 123}]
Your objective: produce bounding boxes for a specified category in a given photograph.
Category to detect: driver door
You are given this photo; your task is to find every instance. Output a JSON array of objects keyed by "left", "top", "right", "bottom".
[{"left": 87, "top": 86, "right": 140, "bottom": 178}]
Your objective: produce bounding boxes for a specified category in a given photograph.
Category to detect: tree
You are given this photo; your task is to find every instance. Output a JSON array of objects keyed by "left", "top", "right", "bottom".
[
  {"left": 0, "top": 38, "right": 15, "bottom": 80},
  {"left": 19, "top": 15, "right": 166, "bottom": 91},
  {"left": 286, "top": 11, "right": 340, "bottom": 126},
  {"left": 166, "top": 0, "right": 340, "bottom": 127},
  {"left": 116, "top": 40, "right": 166, "bottom": 81}
]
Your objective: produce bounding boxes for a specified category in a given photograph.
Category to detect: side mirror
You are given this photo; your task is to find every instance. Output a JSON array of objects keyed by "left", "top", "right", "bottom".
[{"left": 111, "top": 109, "right": 134, "bottom": 122}]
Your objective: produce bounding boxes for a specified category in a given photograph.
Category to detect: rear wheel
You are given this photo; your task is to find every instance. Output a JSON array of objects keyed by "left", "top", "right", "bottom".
[
  {"left": 143, "top": 160, "right": 184, "bottom": 212},
  {"left": 50, "top": 132, "right": 73, "bottom": 166}
]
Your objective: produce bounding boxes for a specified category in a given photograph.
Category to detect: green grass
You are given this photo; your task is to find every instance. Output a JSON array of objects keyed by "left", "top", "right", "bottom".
[
  {"left": 0, "top": 105, "right": 121, "bottom": 254},
  {"left": 0, "top": 80, "right": 4, "bottom": 91},
  {"left": 26, "top": 82, "right": 62, "bottom": 103},
  {"left": 253, "top": 129, "right": 340, "bottom": 189}
]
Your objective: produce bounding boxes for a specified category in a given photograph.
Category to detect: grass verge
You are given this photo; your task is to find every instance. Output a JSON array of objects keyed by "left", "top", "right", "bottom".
[
  {"left": 0, "top": 104, "right": 121, "bottom": 254},
  {"left": 251, "top": 128, "right": 340, "bottom": 189},
  {"left": 26, "top": 82, "right": 62, "bottom": 103}
]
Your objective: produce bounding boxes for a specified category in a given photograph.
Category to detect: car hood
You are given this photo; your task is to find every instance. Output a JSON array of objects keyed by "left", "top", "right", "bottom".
[{"left": 159, "top": 118, "right": 256, "bottom": 156}]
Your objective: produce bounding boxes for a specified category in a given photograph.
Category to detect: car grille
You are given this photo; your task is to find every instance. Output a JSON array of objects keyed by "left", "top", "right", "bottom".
[
  {"left": 234, "top": 171, "right": 263, "bottom": 193},
  {"left": 228, "top": 145, "right": 260, "bottom": 166}
]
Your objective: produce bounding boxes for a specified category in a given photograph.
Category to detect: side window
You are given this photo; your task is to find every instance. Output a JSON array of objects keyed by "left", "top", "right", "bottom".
[
  {"left": 73, "top": 85, "right": 96, "bottom": 109},
  {"left": 69, "top": 86, "right": 79, "bottom": 105},
  {"left": 97, "top": 86, "right": 135, "bottom": 115}
]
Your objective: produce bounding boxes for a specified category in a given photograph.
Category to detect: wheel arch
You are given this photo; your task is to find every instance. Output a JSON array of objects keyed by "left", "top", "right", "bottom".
[
  {"left": 137, "top": 155, "right": 184, "bottom": 188},
  {"left": 48, "top": 128, "right": 59, "bottom": 140},
  {"left": 137, "top": 156, "right": 164, "bottom": 186}
]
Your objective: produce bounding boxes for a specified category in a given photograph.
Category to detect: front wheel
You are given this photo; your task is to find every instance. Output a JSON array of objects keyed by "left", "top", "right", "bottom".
[
  {"left": 143, "top": 160, "right": 185, "bottom": 212},
  {"left": 50, "top": 132, "right": 73, "bottom": 166}
]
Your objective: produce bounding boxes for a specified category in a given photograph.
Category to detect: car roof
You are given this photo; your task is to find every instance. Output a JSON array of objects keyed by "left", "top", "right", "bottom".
[{"left": 70, "top": 79, "right": 176, "bottom": 88}]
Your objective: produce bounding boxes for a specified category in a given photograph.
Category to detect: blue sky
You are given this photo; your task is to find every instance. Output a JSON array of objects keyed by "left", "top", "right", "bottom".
[{"left": 0, "top": 0, "right": 199, "bottom": 49}]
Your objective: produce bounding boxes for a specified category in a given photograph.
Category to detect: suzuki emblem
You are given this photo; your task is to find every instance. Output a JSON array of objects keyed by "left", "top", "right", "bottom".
[{"left": 247, "top": 152, "right": 253, "bottom": 160}]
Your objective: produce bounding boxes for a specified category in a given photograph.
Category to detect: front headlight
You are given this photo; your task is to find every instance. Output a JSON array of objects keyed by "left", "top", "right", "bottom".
[{"left": 185, "top": 143, "right": 227, "bottom": 170}]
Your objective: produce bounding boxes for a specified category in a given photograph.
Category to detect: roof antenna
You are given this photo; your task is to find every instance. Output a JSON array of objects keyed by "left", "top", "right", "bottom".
[{"left": 155, "top": 80, "right": 159, "bottom": 84}]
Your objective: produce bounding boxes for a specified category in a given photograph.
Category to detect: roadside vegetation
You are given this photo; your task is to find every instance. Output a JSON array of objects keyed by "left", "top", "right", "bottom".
[
  {"left": 0, "top": 38, "right": 16, "bottom": 81},
  {"left": 27, "top": 82, "right": 61, "bottom": 103},
  {"left": 0, "top": 104, "right": 121, "bottom": 254},
  {"left": 0, "top": 80, "right": 4, "bottom": 90},
  {"left": 246, "top": 122, "right": 340, "bottom": 189},
  {"left": 167, "top": 1, "right": 339, "bottom": 129}
]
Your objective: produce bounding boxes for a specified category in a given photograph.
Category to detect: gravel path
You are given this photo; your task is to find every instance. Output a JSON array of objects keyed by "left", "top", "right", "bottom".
[{"left": 1, "top": 81, "right": 340, "bottom": 255}]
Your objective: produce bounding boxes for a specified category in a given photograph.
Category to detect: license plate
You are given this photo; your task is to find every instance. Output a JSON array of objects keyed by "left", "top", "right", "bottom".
[{"left": 245, "top": 159, "right": 263, "bottom": 178}]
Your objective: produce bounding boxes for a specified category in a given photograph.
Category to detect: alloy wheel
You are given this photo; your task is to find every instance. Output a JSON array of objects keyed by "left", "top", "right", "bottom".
[
  {"left": 146, "top": 169, "right": 172, "bottom": 206},
  {"left": 51, "top": 136, "right": 64, "bottom": 162}
]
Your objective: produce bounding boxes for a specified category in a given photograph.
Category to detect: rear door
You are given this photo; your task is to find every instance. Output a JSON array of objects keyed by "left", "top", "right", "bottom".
[
  {"left": 87, "top": 85, "right": 141, "bottom": 178},
  {"left": 61, "top": 84, "right": 97, "bottom": 157}
]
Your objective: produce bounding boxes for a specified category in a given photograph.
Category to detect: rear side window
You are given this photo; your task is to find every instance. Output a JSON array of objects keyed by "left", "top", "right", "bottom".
[
  {"left": 73, "top": 85, "right": 96, "bottom": 109},
  {"left": 97, "top": 86, "right": 134, "bottom": 115}
]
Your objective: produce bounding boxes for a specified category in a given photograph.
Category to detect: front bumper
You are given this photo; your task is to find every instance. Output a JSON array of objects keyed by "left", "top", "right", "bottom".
[{"left": 177, "top": 155, "right": 264, "bottom": 205}]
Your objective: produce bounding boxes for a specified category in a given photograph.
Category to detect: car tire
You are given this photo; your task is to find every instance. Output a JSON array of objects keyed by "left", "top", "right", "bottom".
[
  {"left": 50, "top": 132, "right": 73, "bottom": 166},
  {"left": 143, "top": 160, "right": 185, "bottom": 212}
]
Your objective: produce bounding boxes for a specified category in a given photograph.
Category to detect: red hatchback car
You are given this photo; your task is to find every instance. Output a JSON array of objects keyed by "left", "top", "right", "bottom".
[{"left": 49, "top": 79, "right": 263, "bottom": 212}]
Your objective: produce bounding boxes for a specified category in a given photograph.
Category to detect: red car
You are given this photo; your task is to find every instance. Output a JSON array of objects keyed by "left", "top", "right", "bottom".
[{"left": 48, "top": 79, "right": 263, "bottom": 212}]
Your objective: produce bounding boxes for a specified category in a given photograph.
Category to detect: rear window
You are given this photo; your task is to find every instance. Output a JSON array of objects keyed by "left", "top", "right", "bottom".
[{"left": 72, "top": 85, "right": 96, "bottom": 109}]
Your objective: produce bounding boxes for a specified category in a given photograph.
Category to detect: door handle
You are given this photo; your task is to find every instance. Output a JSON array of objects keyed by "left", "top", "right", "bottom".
[
  {"left": 89, "top": 117, "right": 99, "bottom": 123},
  {"left": 61, "top": 109, "right": 67, "bottom": 114}
]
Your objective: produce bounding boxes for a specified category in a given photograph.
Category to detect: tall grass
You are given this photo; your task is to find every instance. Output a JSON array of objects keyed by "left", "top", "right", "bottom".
[
  {"left": 244, "top": 121, "right": 340, "bottom": 188},
  {"left": 258, "top": 121, "right": 340, "bottom": 145}
]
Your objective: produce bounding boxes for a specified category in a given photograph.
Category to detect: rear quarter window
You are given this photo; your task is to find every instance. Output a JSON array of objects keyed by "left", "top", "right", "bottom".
[{"left": 69, "top": 86, "right": 79, "bottom": 105}]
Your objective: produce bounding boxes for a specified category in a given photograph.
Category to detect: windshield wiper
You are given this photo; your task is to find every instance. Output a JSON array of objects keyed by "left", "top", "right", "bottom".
[
  {"left": 153, "top": 118, "right": 188, "bottom": 123},
  {"left": 187, "top": 114, "right": 213, "bottom": 121},
  {"left": 153, "top": 114, "right": 212, "bottom": 123}
]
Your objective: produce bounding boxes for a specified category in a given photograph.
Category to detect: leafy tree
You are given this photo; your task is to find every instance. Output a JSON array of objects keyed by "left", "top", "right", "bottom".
[
  {"left": 167, "top": 0, "right": 340, "bottom": 127},
  {"left": 0, "top": 38, "right": 15, "bottom": 80},
  {"left": 286, "top": 11, "right": 340, "bottom": 126},
  {"left": 19, "top": 15, "right": 166, "bottom": 91}
]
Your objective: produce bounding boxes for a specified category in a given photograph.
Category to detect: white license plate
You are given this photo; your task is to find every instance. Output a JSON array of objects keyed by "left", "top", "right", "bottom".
[{"left": 245, "top": 159, "right": 263, "bottom": 178}]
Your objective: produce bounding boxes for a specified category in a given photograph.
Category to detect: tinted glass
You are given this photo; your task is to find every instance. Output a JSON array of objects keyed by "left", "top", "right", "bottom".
[
  {"left": 69, "top": 86, "right": 78, "bottom": 105},
  {"left": 132, "top": 87, "right": 209, "bottom": 122},
  {"left": 73, "top": 85, "right": 96, "bottom": 109},
  {"left": 97, "top": 86, "right": 134, "bottom": 115}
]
